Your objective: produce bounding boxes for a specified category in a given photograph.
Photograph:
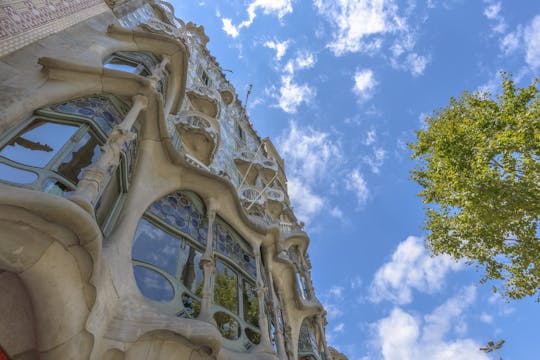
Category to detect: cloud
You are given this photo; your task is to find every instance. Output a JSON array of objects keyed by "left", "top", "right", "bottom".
[
  {"left": 221, "top": 18, "right": 239, "bottom": 38},
  {"left": 330, "top": 206, "right": 344, "bottom": 219},
  {"left": 275, "top": 74, "right": 315, "bottom": 113},
  {"left": 479, "top": 312, "right": 494, "bottom": 324},
  {"left": 369, "top": 236, "right": 463, "bottom": 304},
  {"left": 277, "top": 121, "right": 342, "bottom": 222},
  {"left": 524, "top": 15, "right": 540, "bottom": 69},
  {"left": 264, "top": 39, "right": 290, "bottom": 60},
  {"left": 483, "top": 1, "right": 507, "bottom": 34},
  {"left": 500, "top": 29, "right": 521, "bottom": 55},
  {"left": 314, "top": 0, "right": 400, "bottom": 56},
  {"left": 221, "top": 0, "right": 293, "bottom": 38},
  {"left": 364, "top": 147, "right": 387, "bottom": 174},
  {"left": 295, "top": 51, "right": 316, "bottom": 70},
  {"left": 364, "top": 130, "right": 377, "bottom": 145},
  {"left": 345, "top": 169, "right": 370, "bottom": 206},
  {"left": 353, "top": 69, "right": 378, "bottom": 102},
  {"left": 371, "top": 286, "right": 489, "bottom": 360},
  {"left": 406, "top": 52, "right": 430, "bottom": 76},
  {"left": 333, "top": 322, "right": 345, "bottom": 334}
]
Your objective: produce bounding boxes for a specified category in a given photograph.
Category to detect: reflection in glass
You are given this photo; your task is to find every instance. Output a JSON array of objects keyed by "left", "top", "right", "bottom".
[
  {"left": 214, "top": 261, "right": 238, "bottom": 314},
  {"left": 214, "top": 311, "right": 240, "bottom": 340},
  {"left": 242, "top": 279, "right": 259, "bottom": 327},
  {"left": 56, "top": 133, "right": 100, "bottom": 184},
  {"left": 245, "top": 328, "right": 261, "bottom": 345},
  {"left": 104, "top": 61, "right": 138, "bottom": 74},
  {"left": 133, "top": 265, "right": 174, "bottom": 302},
  {"left": 179, "top": 243, "right": 203, "bottom": 294},
  {"left": 0, "top": 163, "right": 37, "bottom": 184},
  {"left": 132, "top": 219, "right": 180, "bottom": 276},
  {"left": 42, "top": 177, "right": 74, "bottom": 196},
  {"left": 0, "top": 120, "right": 78, "bottom": 167},
  {"left": 181, "top": 293, "right": 200, "bottom": 318}
]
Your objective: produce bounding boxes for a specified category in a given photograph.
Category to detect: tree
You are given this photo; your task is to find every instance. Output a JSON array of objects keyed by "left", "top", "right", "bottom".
[{"left": 410, "top": 73, "right": 540, "bottom": 300}]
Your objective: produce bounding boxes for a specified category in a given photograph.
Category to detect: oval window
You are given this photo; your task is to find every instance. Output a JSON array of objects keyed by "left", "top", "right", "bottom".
[
  {"left": 213, "top": 312, "right": 241, "bottom": 340},
  {"left": 245, "top": 327, "right": 261, "bottom": 345}
]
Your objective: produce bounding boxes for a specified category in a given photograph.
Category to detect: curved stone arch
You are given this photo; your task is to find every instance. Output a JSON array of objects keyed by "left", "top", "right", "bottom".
[{"left": 0, "top": 187, "right": 102, "bottom": 359}]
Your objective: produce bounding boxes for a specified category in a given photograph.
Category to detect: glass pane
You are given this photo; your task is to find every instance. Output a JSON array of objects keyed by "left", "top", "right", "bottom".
[
  {"left": 214, "top": 261, "right": 238, "bottom": 314},
  {"left": 132, "top": 219, "right": 180, "bottom": 276},
  {"left": 104, "top": 61, "right": 138, "bottom": 73},
  {"left": 95, "top": 168, "right": 121, "bottom": 229},
  {"left": 181, "top": 293, "right": 200, "bottom": 318},
  {"left": 133, "top": 265, "right": 174, "bottom": 302},
  {"left": 242, "top": 280, "right": 259, "bottom": 327},
  {"left": 214, "top": 219, "right": 256, "bottom": 278},
  {"left": 0, "top": 120, "right": 78, "bottom": 168},
  {"left": 213, "top": 311, "right": 240, "bottom": 340},
  {"left": 56, "top": 132, "right": 100, "bottom": 184},
  {"left": 245, "top": 328, "right": 261, "bottom": 345},
  {"left": 0, "top": 163, "right": 37, "bottom": 184},
  {"left": 42, "top": 177, "right": 74, "bottom": 196},
  {"left": 179, "top": 243, "right": 203, "bottom": 294}
]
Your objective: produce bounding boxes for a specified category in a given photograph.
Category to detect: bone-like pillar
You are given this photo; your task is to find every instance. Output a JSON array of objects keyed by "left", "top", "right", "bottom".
[
  {"left": 198, "top": 198, "right": 217, "bottom": 323},
  {"left": 70, "top": 95, "right": 147, "bottom": 213},
  {"left": 266, "top": 258, "right": 287, "bottom": 359},
  {"left": 316, "top": 313, "right": 332, "bottom": 360},
  {"left": 253, "top": 248, "right": 275, "bottom": 354}
]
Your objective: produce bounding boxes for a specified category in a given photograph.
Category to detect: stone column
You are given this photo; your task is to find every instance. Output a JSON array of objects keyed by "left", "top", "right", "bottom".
[
  {"left": 198, "top": 198, "right": 217, "bottom": 323},
  {"left": 316, "top": 314, "right": 332, "bottom": 360},
  {"left": 70, "top": 95, "right": 147, "bottom": 213},
  {"left": 266, "top": 259, "right": 287, "bottom": 359},
  {"left": 301, "top": 256, "right": 315, "bottom": 301},
  {"left": 277, "top": 288, "right": 294, "bottom": 359},
  {"left": 254, "top": 248, "right": 274, "bottom": 354},
  {"left": 149, "top": 55, "right": 170, "bottom": 90}
]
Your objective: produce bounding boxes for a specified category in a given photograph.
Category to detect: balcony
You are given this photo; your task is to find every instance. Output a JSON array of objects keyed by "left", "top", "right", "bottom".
[
  {"left": 186, "top": 84, "right": 220, "bottom": 118},
  {"left": 258, "top": 158, "right": 278, "bottom": 181},
  {"left": 219, "top": 83, "right": 235, "bottom": 105},
  {"left": 170, "top": 111, "right": 220, "bottom": 166},
  {"left": 238, "top": 186, "right": 266, "bottom": 216}
]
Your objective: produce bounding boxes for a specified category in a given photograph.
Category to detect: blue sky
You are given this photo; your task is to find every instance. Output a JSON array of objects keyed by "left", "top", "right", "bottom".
[{"left": 171, "top": 1, "right": 540, "bottom": 359}]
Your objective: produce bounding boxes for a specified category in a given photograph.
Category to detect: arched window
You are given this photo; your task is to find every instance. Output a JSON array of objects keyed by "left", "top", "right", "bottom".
[
  {"left": 0, "top": 95, "right": 137, "bottom": 231},
  {"left": 131, "top": 190, "right": 262, "bottom": 351},
  {"left": 104, "top": 51, "right": 168, "bottom": 98},
  {"left": 298, "top": 318, "right": 324, "bottom": 360},
  {"left": 289, "top": 246, "right": 311, "bottom": 300}
]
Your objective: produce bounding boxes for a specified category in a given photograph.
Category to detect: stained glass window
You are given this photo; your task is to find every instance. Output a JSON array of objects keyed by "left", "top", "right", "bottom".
[{"left": 214, "top": 219, "right": 256, "bottom": 278}]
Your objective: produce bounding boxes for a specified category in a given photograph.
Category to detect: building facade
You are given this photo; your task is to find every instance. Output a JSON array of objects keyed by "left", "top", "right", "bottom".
[{"left": 0, "top": 1, "right": 336, "bottom": 359}]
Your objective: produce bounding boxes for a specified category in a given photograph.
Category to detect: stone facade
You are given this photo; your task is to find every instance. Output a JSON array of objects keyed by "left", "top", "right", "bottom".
[{"left": 0, "top": 1, "right": 332, "bottom": 359}]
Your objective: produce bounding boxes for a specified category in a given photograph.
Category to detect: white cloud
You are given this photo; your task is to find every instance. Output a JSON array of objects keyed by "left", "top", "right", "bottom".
[
  {"left": 364, "top": 130, "right": 377, "bottom": 146},
  {"left": 325, "top": 302, "right": 344, "bottom": 320},
  {"left": 277, "top": 122, "right": 342, "bottom": 222},
  {"left": 346, "top": 169, "right": 369, "bottom": 206},
  {"left": 330, "top": 206, "right": 344, "bottom": 219},
  {"left": 407, "top": 52, "right": 429, "bottom": 76},
  {"left": 353, "top": 69, "right": 378, "bottom": 102},
  {"left": 333, "top": 322, "right": 345, "bottom": 334},
  {"left": 483, "top": 1, "right": 507, "bottom": 34},
  {"left": 500, "top": 29, "right": 522, "bottom": 55},
  {"left": 364, "top": 147, "right": 387, "bottom": 174},
  {"left": 372, "top": 287, "right": 489, "bottom": 360},
  {"left": 275, "top": 74, "right": 315, "bottom": 113},
  {"left": 479, "top": 312, "right": 494, "bottom": 324},
  {"left": 369, "top": 236, "right": 463, "bottom": 304},
  {"left": 264, "top": 39, "right": 290, "bottom": 60},
  {"left": 329, "top": 285, "right": 345, "bottom": 300},
  {"left": 314, "top": 0, "right": 400, "bottom": 56},
  {"left": 524, "top": 15, "right": 540, "bottom": 69},
  {"left": 221, "top": 0, "right": 292, "bottom": 37},
  {"left": 221, "top": 18, "right": 239, "bottom": 38},
  {"left": 295, "top": 51, "right": 316, "bottom": 69}
]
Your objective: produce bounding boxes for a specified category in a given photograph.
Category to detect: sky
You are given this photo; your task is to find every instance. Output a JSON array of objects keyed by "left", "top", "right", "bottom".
[{"left": 171, "top": 1, "right": 540, "bottom": 359}]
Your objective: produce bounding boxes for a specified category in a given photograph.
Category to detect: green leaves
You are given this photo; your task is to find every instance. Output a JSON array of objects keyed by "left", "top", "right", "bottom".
[{"left": 410, "top": 73, "right": 540, "bottom": 300}]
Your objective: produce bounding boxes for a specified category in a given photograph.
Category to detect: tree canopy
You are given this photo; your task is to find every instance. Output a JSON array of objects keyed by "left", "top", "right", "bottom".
[{"left": 410, "top": 73, "right": 540, "bottom": 300}]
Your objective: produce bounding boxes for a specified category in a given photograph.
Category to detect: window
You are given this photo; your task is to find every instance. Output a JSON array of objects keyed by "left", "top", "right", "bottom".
[
  {"left": 131, "top": 190, "right": 263, "bottom": 351},
  {"left": 104, "top": 51, "right": 168, "bottom": 99},
  {"left": 298, "top": 318, "right": 324, "bottom": 360},
  {"left": 196, "top": 63, "right": 212, "bottom": 87},
  {"left": 289, "top": 246, "right": 311, "bottom": 300},
  {"left": 0, "top": 95, "right": 136, "bottom": 232}
]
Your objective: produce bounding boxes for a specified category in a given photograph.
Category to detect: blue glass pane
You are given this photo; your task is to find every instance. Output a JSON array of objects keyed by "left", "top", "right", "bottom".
[
  {"left": 0, "top": 120, "right": 77, "bottom": 167},
  {"left": 132, "top": 219, "right": 180, "bottom": 276},
  {"left": 42, "top": 178, "right": 74, "bottom": 196},
  {"left": 104, "top": 62, "right": 138, "bottom": 73},
  {"left": 214, "top": 220, "right": 256, "bottom": 278},
  {"left": 0, "top": 163, "right": 37, "bottom": 184},
  {"left": 133, "top": 265, "right": 174, "bottom": 302}
]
